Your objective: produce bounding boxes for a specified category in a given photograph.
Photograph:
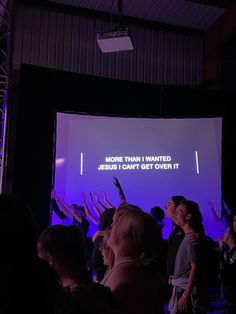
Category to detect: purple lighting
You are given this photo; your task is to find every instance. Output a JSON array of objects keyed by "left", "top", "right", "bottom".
[{"left": 52, "top": 113, "right": 222, "bottom": 240}]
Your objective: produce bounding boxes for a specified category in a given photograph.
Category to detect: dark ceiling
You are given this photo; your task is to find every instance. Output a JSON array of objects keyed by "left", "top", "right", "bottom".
[{"left": 46, "top": 0, "right": 231, "bottom": 30}]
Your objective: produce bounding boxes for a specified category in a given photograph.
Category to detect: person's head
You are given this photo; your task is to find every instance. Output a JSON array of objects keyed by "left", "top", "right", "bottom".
[
  {"left": 99, "top": 207, "right": 116, "bottom": 231},
  {"left": 112, "top": 202, "right": 142, "bottom": 224},
  {"left": 71, "top": 204, "right": 86, "bottom": 218},
  {"left": 0, "top": 195, "right": 70, "bottom": 314},
  {"left": 165, "top": 195, "right": 186, "bottom": 219},
  {"left": 150, "top": 206, "right": 165, "bottom": 222},
  {"left": 37, "top": 224, "right": 89, "bottom": 284},
  {"left": 108, "top": 210, "right": 160, "bottom": 259},
  {"left": 0, "top": 194, "right": 36, "bottom": 260},
  {"left": 175, "top": 200, "right": 204, "bottom": 233},
  {"left": 223, "top": 225, "right": 236, "bottom": 248},
  {"left": 99, "top": 228, "right": 114, "bottom": 268}
]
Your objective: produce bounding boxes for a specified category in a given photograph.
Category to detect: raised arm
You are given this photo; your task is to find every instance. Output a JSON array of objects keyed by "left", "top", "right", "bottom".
[
  {"left": 72, "top": 208, "right": 82, "bottom": 224},
  {"left": 99, "top": 191, "right": 114, "bottom": 209},
  {"left": 208, "top": 201, "right": 221, "bottom": 223},
  {"left": 222, "top": 200, "right": 231, "bottom": 216},
  {"left": 208, "top": 200, "right": 227, "bottom": 235},
  {"left": 51, "top": 189, "right": 67, "bottom": 220},
  {"left": 113, "top": 176, "right": 127, "bottom": 204},
  {"left": 54, "top": 192, "right": 74, "bottom": 220},
  {"left": 82, "top": 192, "right": 99, "bottom": 225},
  {"left": 90, "top": 192, "right": 103, "bottom": 216}
]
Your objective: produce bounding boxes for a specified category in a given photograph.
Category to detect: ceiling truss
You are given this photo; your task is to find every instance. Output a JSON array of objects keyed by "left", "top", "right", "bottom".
[{"left": 0, "top": 0, "right": 10, "bottom": 191}]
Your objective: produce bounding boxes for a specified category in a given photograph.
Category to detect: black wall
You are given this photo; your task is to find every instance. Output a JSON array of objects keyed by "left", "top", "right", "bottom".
[{"left": 9, "top": 63, "right": 236, "bottom": 235}]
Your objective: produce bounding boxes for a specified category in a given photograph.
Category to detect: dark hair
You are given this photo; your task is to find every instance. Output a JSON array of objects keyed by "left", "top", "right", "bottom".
[
  {"left": 180, "top": 200, "right": 205, "bottom": 234},
  {"left": 71, "top": 204, "right": 83, "bottom": 210},
  {"left": 38, "top": 225, "right": 89, "bottom": 282},
  {"left": 150, "top": 206, "right": 165, "bottom": 221},
  {"left": 99, "top": 208, "right": 116, "bottom": 230},
  {"left": 172, "top": 195, "right": 186, "bottom": 208},
  {"left": 71, "top": 204, "right": 86, "bottom": 218}
]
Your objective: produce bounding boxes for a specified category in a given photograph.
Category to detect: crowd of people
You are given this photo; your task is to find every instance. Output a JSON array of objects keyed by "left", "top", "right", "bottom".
[{"left": 1, "top": 177, "right": 236, "bottom": 314}]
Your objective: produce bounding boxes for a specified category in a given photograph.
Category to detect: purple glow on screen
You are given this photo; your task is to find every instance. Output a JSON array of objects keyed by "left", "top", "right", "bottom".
[{"left": 52, "top": 113, "right": 222, "bottom": 240}]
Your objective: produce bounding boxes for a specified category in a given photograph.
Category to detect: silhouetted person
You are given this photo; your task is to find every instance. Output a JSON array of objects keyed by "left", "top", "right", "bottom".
[
  {"left": 165, "top": 195, "right": 186, "bottom": 280},
  {"left": 0, "top": 194, "right": 73, "bottom": 314},
  {"left": 37, "top": 224, "right": 117, "bottom": 314},
  {"left": 150, "top": 205, "right": 165, "bottom": 238},
  {"left": 219, "top": 225, "right": 236, "bottom": 313}
]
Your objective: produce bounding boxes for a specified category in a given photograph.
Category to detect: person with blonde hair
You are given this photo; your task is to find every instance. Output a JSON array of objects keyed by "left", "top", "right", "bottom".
[
  {"left": 103, "top": 206, "right": 170, "bottom": 314},
  {"left": 99, "top": 228, "right": 115, "bottom": 284}
]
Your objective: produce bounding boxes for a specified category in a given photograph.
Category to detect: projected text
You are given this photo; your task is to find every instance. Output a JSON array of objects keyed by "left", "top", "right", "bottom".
[{"left": 98, "top": 155, "right": 180, "bottom": 171}]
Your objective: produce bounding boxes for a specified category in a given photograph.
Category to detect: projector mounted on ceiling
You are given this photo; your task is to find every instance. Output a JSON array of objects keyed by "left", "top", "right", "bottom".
[
  {"left": 97, "top": 0, "right": 134, "bottom": 53},
  {"left": 97, "top": 29, "right": 133, "bottom": 53}
]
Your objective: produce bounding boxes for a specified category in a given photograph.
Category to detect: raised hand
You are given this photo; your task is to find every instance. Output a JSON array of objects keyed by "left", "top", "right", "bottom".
[
  {"left": 82, "top": 192, "right": 86, "bottom": 202},
  {"left": 102, "top": 191, "right": 108, "bottom": 201},
  {"left": 113, "top": 177, "right": 122, "bottom": 189},
  {"left": 113, "top": 176, "right": 127, "bottom": 204},
  {"left": 208, "top": 201, "right": 214, "bottom": 210},
  {"left": 89, "top": 192, "right": 94, "bottom": 200},
  {"left": 93, "top": 192, "right": 99, "bottom": 202},
  {"left": 92, "top": 230, "right": 105, "bottom": 243},
  {"left": 208, "top": 200, "right": 221, "bottom": 223}
]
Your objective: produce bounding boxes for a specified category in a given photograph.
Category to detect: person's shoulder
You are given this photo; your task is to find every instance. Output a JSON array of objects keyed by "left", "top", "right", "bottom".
[
  {"left": 175, "top": 225, "right": 184, "bottom": 234},
  {"left": 113, "top": 260, "right": 144, "bottom": 281},
  {"left": 90, "top": 281, "right": 113, "bottom": 297},
  {"left": 169, "top": 225, "right": 184, "bottom": 238},
  {"left": 85, "top": 281, "right": 117, "bottom": 310},
  {"left": 67, "top": 281, "right": 117, "bottom": 314}
]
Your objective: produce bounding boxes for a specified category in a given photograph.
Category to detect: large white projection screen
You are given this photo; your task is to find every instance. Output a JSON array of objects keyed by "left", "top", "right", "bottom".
[{"left": 52, "top": 113, "right": 222, "bottom": 240}]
